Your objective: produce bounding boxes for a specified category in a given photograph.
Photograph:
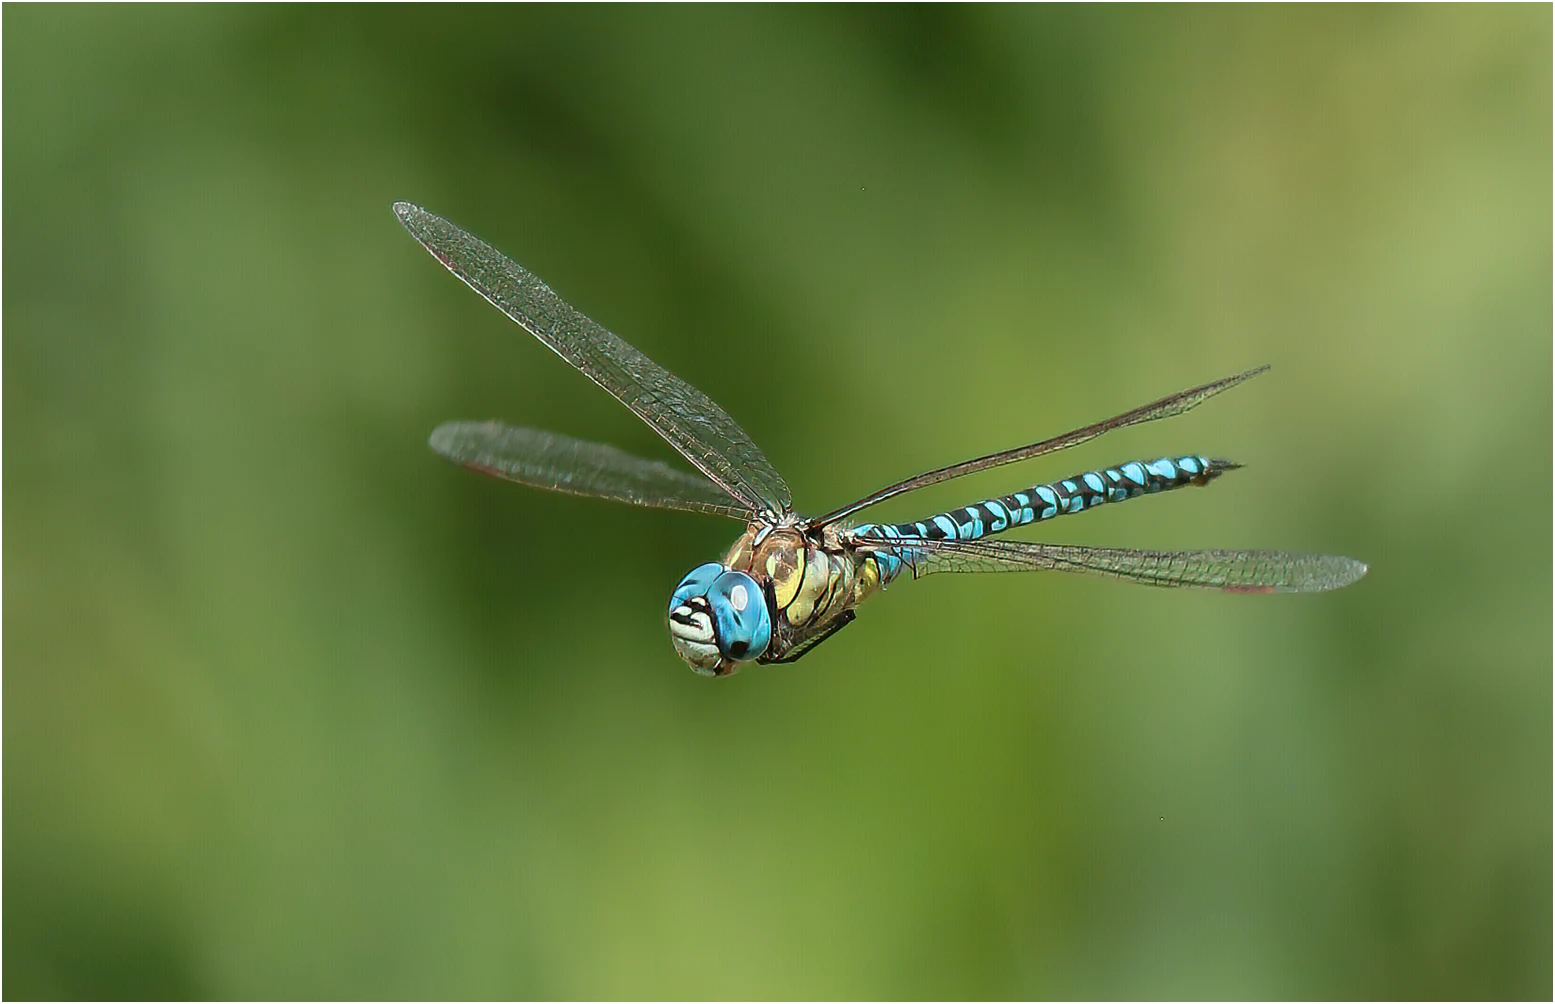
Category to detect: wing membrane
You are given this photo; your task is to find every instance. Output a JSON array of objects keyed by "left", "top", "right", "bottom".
[
  {"left": 397, "top": 203, "right": 792, "bottom": 517},
  {"left": 817, "top": 367, "right": 1269, "bottom": 527},
  {"left": 855, "top": 535, "right": 1368, "bottom": 593},
  {"left": 432, "top": 421, "right": 754, "bottom": 520}
]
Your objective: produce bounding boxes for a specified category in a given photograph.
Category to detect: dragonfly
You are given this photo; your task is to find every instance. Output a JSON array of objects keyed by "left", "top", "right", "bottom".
[{"left": 397, "top": 202, "right": 1367, "bottom": 677}]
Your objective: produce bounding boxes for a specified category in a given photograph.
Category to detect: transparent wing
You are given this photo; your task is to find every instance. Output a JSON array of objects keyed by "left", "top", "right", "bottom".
[
  {"left": 432, "top": 421, "right": 755, "bottom": 520},
  {"left": 397, "top": 203, "right": 792, "bottom": 517},
  {"left": 854, "top": 534, "right": 1368, "bottom": 593},
  {"left": 817, "top": 367, "right": 1268, "bottom": 527}
]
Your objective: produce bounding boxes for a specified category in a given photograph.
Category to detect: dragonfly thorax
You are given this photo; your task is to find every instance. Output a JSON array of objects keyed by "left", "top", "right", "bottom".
[{"left": 723, "top": 522, "right": 878, "bottom": 660}]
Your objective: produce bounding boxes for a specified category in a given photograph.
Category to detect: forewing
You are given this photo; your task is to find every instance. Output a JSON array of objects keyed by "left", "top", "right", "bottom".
[
  {"left": 854, "top": 535, "right": 1368, "bottom": 593},
  {"left": 397, "top": 203, "right": 792, "bottom": 517},
  {"left": 432, "top": 422, "right": 754, "bottom": 520}
]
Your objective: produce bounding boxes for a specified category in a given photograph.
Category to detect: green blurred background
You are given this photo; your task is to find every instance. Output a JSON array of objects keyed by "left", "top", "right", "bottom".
[{"left": 5, "top": 6, "right": 1549, "bottom": 1000}]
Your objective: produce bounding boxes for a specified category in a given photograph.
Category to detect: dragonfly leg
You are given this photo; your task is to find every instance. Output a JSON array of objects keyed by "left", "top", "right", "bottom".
[{"left": 764, "top": 610, "right": 858, "bottom": 665}]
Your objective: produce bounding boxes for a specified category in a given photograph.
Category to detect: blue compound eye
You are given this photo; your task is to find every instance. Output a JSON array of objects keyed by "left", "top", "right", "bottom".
[
  {"left": 669, "top": 562, "right": 724, "bottom": 613},
  {"left": 707, "top": 570, "right": 771, "bottom": 662}
]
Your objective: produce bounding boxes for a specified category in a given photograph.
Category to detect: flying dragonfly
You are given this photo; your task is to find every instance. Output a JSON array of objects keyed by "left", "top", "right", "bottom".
[{"left": 397, "top": 203, "right": 1366, "bottom": 677}]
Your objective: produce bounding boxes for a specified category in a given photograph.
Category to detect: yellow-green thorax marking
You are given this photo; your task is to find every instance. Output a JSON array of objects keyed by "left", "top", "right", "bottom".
[{"left": 719, "top": 519, "right": 887, "bottom": 665}]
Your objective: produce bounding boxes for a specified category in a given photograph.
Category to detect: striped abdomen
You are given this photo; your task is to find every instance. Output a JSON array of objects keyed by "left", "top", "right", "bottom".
[{"left": 854, "top": 455, "right": 1234, "bottom": 580}]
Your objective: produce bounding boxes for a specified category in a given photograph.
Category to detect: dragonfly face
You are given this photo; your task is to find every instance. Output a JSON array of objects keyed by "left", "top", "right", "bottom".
[{"left": 667, "top": 562, "right": 772, "bottom": 676}]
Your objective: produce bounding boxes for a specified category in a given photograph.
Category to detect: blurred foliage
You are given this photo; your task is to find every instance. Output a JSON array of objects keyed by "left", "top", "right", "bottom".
[{"left": 4, "top": 5, "right": 1549, "bottom": 999}]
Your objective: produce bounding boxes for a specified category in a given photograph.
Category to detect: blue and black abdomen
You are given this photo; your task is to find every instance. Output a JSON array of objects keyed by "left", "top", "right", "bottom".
[{"left": 855, "top": 455, "right": 1234, "bottom": 580}]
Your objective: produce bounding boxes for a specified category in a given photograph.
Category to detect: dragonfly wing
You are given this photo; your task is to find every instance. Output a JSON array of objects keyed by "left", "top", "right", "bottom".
[
  {"left": 817, "top": 367, "right": 1269, "bottom": 526},
  {"left": 432, "top": 421, "right": 755, "bottom": 520},
  {"left": 854, "top": 535, "right": 1368, "bottom": 593},
  {"left": 397, "top": 203, "right": 792, "bottom": 518}
]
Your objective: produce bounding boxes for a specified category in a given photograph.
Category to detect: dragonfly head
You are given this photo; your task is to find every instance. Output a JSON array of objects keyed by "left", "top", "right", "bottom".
[{"left": 667, "top": 562, "right": 771, "bottom": 676}]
